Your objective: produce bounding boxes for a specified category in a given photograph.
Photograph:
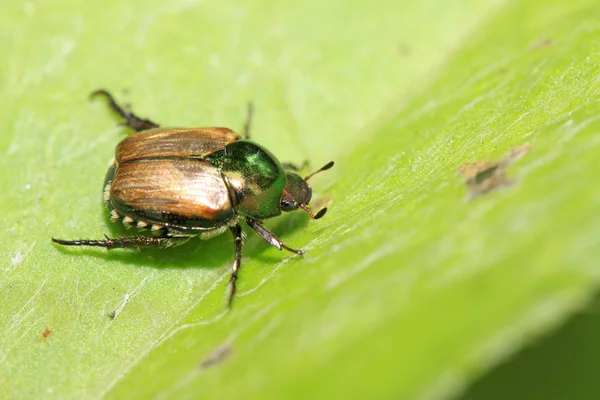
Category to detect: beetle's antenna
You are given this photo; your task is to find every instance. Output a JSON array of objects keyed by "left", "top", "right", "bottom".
[
  {"left": 301, "top": 161, "right": 333, "bottom": 219},
  {"left": 300, "top": 204, "right": 328, "bottom": 220},
  {"left": 304, "top": 161, "right": 334, "bottom": 181}
]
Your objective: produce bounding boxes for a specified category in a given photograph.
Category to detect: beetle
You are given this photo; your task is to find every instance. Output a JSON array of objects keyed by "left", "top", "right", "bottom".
[{"left": 52, "top": 90, "right": 334, "bottom": 307}]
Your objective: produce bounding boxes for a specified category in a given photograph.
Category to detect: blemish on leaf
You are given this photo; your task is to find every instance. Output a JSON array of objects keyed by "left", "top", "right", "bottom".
[
  {"left": 312, "top": 195, "right": 332, "bottom": 210},
  {"left": 199, "top": 343, "right": 232, "bottom": 370},
  {"left": 398, "top": 42, "right": 412, "bottom": 57},
  {"left": 530, "top": 37, "right": 556, "bottom": 50},
  {"left": 458, "top": 144, "right": 530, "bottom": 199},
  {"left": 38, "top": 328, "right": 54, "bottom": 340},
  {"left": 10, "top": 252, "right": 25, "bottom": 266},
  {"left": 107, "top": 311, "right": 116, "bottom": 320}
]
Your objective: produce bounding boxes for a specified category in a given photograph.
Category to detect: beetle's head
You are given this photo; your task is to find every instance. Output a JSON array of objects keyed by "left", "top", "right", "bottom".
[{"left": 280, "top": 161, "right": 334, "bottom": 219}]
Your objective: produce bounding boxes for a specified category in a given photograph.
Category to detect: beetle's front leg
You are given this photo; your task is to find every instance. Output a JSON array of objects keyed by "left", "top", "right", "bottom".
[
  {"left": 90, "top": 89, "right": 160, "bottom": 132},
  {"left": 245, "top": 218, "right": 304, "bottom": 255},
  {"left": 227, "top": 224, "right": 244, "bottom": 308},
  {"left": 51, "top": 234, "right": 190, "bottom": 250}
]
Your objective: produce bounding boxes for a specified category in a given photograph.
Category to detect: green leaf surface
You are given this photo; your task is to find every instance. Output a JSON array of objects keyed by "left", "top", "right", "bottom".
[{"left": 2, "top": 0, "right": 599, "bottom": 399}]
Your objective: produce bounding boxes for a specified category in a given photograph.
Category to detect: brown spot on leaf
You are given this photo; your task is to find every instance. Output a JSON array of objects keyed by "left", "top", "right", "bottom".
[
  {"left": 458, "top": 144, "right": 530, "bottom": 199},
  {"left": 38, "top": 328, "right": 54, "bottom": 340}
]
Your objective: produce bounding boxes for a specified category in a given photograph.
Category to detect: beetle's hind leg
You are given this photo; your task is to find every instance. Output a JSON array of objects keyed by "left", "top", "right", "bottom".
[
  {"left": 51, "top": 234, "right": 189, "bottom": 250},
  {"left": 91, "top": 89, "right": 160, "bottom": 132}
]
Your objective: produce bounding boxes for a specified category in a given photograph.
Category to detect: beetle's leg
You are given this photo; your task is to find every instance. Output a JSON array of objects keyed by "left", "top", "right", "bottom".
[
  {"left": 245, "top": 218, "right": 304, "bottom": 255},
  {"left": 282, "top": 160, "right": 309, "bottom": 172},
  {"left": 51, "top": 235, "right": 189, "bottom": 250},
  {"left": 242, "top": 102, "right": 254, "bottom": 139},
  {"left": 91, "top": 89, "right": 160, "bottom": 132},
  {"left": 227, "top": 224, "right": 243, "bottom": 308}
]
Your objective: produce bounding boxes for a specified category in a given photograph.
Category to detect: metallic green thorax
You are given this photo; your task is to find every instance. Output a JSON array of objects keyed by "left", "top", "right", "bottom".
[{"left": 206, "top": 140, "right": 286, "bottom": 220}]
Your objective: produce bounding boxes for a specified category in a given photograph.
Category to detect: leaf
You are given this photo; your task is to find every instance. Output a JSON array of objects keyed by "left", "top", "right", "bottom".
[{"left": 2, "top": 0, "right": 599, "bottom": 399}]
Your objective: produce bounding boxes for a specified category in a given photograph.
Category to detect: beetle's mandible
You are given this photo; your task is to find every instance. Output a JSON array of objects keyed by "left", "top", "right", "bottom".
[{"left": 52, "top": 90, "right": 334, "bottom": 308}]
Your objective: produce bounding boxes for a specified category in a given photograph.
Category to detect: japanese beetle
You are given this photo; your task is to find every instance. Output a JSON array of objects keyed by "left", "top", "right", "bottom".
[{"left": 52, "top": 90, "right": 334, "bottom": 307}]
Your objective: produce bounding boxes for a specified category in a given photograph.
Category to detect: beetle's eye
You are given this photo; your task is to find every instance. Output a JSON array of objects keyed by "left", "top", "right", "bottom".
[{"left": 281, "top": 199, "right": 296, "bottom": 212}]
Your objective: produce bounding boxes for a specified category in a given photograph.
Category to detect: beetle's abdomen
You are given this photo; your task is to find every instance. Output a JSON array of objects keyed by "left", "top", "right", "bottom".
[
  {"left": 116, "top": 128, "right": 239, "bottom": 163},
  {"left": 110, "top": 158, "right": 234, "bottom": 229}
]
